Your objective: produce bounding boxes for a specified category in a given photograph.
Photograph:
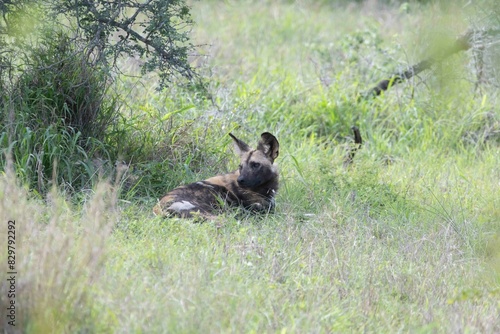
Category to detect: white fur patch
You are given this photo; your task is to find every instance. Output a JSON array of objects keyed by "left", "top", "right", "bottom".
[
  {"left": 168, "top": 201, "right": 196, "bottom": 212},
  {"left": 197, "top": 181, "right": 214, "bottom": 189}
]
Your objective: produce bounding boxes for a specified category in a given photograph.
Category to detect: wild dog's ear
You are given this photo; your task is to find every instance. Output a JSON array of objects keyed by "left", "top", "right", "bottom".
[
  {"left": 257, "top": 132, "right": 279, "bottom": 162},
  {"left": 229, "top": 133, "right": 251, "bottom": 156}
]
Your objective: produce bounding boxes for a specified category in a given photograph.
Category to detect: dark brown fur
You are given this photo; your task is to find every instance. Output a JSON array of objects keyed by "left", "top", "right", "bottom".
[{"left": 153, "top": 132, "right": 279, "bottom": 218}]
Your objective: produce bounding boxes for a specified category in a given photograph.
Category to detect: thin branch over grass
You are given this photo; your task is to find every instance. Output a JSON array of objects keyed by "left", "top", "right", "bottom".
[{"left": 361, "top": 29, "right": 500, "bottom": 99}]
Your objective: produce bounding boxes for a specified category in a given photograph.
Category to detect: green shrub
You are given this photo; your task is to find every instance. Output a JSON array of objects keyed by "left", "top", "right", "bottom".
[
  {"left": 13, "top": 31, "right": 118, "bottom": 143},
  {"left": 0, "top": 30, "right": 119, "bottom": 193}
]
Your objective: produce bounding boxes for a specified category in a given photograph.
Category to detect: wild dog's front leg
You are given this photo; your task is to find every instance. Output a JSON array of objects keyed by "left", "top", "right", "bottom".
[{"left": 245, "top": 195, "right": 275, "bottom": 214}]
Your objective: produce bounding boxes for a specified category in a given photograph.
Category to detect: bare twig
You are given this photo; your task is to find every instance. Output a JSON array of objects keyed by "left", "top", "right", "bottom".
[{"left": 344, "top": 126, "right": 363, "bottom": 167}]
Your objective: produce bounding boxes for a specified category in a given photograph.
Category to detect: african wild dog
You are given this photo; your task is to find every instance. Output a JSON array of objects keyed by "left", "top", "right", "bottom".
[{"left": 153, "top": 132, "right": 279, "bottom": 218}]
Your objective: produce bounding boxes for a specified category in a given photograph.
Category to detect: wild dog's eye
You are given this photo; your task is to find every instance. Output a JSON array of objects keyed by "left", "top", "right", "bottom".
[
  {"left": 238, "top": 164, "right": 243, "bottom": 170},
  {"left": 251, "top": 162, "right": 261, "bottom": 169}
]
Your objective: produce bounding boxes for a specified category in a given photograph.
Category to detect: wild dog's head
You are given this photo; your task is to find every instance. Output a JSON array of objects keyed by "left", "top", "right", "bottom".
[{"left": 229, "top": 132, "right": 279, "bottom": 189}]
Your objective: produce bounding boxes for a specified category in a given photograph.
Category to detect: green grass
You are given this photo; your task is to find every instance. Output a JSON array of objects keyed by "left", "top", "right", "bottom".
[{"left": 1, "top": 0, "right": 500, "bottom": 332}]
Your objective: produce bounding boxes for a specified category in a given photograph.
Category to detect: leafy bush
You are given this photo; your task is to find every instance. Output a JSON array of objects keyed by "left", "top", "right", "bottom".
[
  {"left": 0, "top": 31, "right": 119, "bottom": 193},
  {"left": 0, "top": 0, "right": 198, "bottom": 89},
  {"left": 13, "top": 32, "right": 118, "bottom": 143}
]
